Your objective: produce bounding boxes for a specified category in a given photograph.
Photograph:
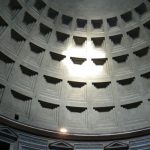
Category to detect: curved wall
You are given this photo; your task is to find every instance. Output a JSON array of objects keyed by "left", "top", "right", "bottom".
[{"left": 0, "top": 124, "right": 150, "bottom": 150}]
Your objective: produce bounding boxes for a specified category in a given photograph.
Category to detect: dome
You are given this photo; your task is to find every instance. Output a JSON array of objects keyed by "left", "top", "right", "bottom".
[
  {"left": 47, "top": 0, "right": 144, "bottom": 18},
  {"left": 0, "top": 0, "right": 150, "bottom": 140}
]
